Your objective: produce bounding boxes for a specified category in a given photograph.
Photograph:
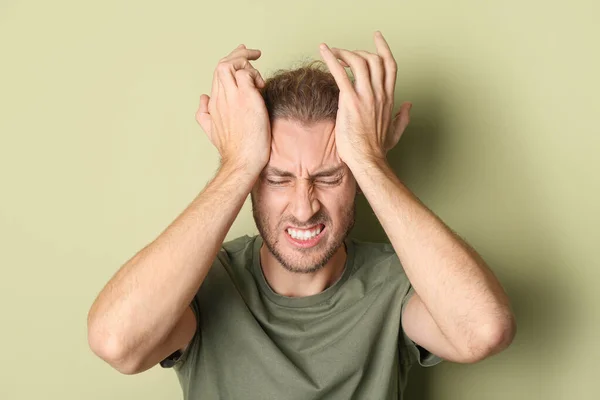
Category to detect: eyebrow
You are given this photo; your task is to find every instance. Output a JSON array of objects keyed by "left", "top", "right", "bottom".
[{"left": 263, "top": 165, "right": 345, "bottom": 179}]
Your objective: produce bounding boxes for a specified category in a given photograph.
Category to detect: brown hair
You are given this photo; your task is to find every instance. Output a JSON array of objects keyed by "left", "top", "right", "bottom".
[{"left": 260, "top": 60, "right": 351, "bottom": 125}]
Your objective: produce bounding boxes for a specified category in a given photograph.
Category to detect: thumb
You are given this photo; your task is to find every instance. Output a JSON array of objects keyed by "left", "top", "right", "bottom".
[
  {"left": 394, "top": 102, "right": 411, "bottom": 132},
  {"left": 195, "top": 94, "right": 212, "bottom": 138},
  {"left": 387, "top": 102, "right": 412, "bottom": 151}
]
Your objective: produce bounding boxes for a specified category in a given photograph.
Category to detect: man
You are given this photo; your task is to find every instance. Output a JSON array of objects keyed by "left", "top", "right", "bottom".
[{"left": 87, "top": 31, "right": 516, "bottom": 399}]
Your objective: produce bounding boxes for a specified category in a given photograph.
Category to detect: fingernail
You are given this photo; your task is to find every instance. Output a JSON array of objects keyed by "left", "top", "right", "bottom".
[{"left": 320, "top": 43, "right": 328, "bottom": 51}]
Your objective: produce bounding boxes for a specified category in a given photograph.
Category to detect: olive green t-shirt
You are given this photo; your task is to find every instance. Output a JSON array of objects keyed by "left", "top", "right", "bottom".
[{"left": 167, "top": 234, "right": 442, "bottom": 399}]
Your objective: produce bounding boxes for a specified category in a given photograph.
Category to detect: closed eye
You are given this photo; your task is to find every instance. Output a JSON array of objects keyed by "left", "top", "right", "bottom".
[
  {"left": 316, "top": 178, "right": 343, "bottom": 186},
  {"left": 266, "top": 179, "right": 290, "bottom": 185},
  {"left": 266, "top": 177, "right": 343, "bottom": 186}
]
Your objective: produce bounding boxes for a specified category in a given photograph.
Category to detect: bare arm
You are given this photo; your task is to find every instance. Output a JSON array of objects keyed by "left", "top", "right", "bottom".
[
  {"left": 87, "top": 165, "right": 257, "bottom": 374},
  {"left": 354, "top": 158, "right": 516, "bottom": 363},
  {"left": 87, "top": 43, "right": 271, "bottom": 374},
  {"left": 318, "top": 33, "right": 515, "bottom": 364}
]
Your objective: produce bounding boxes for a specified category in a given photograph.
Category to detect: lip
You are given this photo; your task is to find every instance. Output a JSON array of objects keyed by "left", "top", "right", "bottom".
[{"left": 284, "top": 224, "right": 326, "bottom": 248}]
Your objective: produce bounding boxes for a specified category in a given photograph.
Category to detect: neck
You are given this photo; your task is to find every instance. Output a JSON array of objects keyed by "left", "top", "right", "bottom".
[{"left": 259, "top": 242, "right": 348, "bottom": 298}]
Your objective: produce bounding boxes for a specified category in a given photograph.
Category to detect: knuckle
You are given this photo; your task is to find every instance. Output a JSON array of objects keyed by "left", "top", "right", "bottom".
[
  {"left": 217, "top": 62, "right": 230, "bottom": 73},
  {"left": 356, "top": 56, "right": 368, "bottom": 67},
  {"left": 234, "top": 57, "right": 251, "bottom": 69},
  {"left": 365, "top": 53, "right": 383, "bottom": 68}
]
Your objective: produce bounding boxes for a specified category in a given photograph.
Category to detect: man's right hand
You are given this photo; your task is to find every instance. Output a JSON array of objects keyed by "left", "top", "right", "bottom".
[
  {"left": 195, "top": 44, "right": 271, "bottom": 175},
  {"left": 88, "top": 45, "right": 271, "bottom": 374}
]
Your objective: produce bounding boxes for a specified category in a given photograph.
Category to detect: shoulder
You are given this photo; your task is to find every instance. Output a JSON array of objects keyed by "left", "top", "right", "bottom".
[
  {"left": 213, "top": 234, "right": 256, "bottom": 266},
  {"left": 349, "top": 238, "right": 410, "bottom": 288},
  {"left": 203, "top": 234, "right": 259, "bottom": 285},
  {"left": 350, "top": 238, "right": 401, "bottom": 271},
  {"left": 222, "top": 234, "right": 256, "bottom": 253}
]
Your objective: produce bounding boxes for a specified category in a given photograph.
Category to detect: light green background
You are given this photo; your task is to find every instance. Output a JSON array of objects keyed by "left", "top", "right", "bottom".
[{"left": 1, "top": 0, "right": 598, "bottom": 399}]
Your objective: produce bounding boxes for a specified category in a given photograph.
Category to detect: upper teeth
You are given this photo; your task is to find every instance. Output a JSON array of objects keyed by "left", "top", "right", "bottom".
[{"left": 287, "top": 226, "right": 321, "bottom": 240}]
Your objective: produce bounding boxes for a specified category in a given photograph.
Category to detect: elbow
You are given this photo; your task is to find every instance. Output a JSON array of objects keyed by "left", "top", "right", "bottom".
[
  {"left": 87, "top": 323, "right": 143, "bottom": 375},
  {"left": 460, "top": 312, "right": 517, "bottom": 363}
]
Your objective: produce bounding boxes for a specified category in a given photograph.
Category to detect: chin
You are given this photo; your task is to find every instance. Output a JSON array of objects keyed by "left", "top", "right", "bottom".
[{"left": 265, "top": 228, "right": 341, "bottom": 274}]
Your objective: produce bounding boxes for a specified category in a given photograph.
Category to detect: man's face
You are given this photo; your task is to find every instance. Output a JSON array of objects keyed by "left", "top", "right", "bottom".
[{"left": 251, "top": 118, "right": 357, "bottom": 274}]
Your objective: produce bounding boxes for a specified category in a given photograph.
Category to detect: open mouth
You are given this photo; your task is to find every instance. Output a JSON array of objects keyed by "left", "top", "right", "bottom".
[{"left": 284, "top": 224, "right": 326, "bottom": 248}]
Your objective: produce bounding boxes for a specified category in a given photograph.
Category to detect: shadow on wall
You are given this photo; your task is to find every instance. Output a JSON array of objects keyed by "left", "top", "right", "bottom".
[{"left": 348, "top": 88, "right": 573, "bottom": 399}]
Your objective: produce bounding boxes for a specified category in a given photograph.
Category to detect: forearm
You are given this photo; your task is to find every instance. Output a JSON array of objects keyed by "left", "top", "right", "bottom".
[
  {"left": 87, "top": 164, "right": 257, "bottom": 362},
  {"left": 350, "top": 157, "right": 513, "bottom": 352}
]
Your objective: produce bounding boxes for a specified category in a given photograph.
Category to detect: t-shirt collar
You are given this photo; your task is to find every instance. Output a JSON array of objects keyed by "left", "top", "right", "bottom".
[{"left": 251, "top": 234, "right": 355, "bottom": 308}]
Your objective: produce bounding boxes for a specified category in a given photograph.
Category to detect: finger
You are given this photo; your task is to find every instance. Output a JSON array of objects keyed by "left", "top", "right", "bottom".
[
  {"left": 243, "top": 59, "right": 265, "bottom": 88},
  {"left": 218, "top": 53, "right": 263, "bottom": 89},
  {"left": 216, "top": 61, "right": 238, "bottom": 92},
  {"left": 228, "top": 57, "right": 265, "bottom": 86},
  {"left": 235, "top": 68, "right": 264, "bottom": 89},
  {"left": 248, "top": 62, "right": 266, "bottom": 88},
  {"left": 329, "top": 47, "right": 373, "bottom": 98},
  {"left": 216, "top": 44, "right": 262, "bottom": 90},
  {"left": 353, "top": 50, "right": 385, "bottom": 98},
  {"left": 219, "top": 57, "right": 265, "bottom": 89},
  {"left": 210, "top": 62, "right": 225, "bottom": 110},
  {"left": 373, "top": 31, "right": 397, "bottom": 99},
  {"left": 195, "top": 94, "right": 212, "bottom": 136},
  {"left": 319, "top": 43, "right": 354, "bottom": 93},
  {"left": 210, "top": 67, "right": 219, "bottom": 99},
  {"left": 224, "top": 44, "right": 247, "bottom": 58},
  {"left": 199, "top": 93, "right": 210, "bottom": 113},
  {"left": 221, "top": 48, "right": 262, "bottom": 64}
]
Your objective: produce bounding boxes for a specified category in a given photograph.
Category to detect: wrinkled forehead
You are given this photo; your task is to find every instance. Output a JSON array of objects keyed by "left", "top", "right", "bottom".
[{"left": 269, "top": 118, "right": 340, "bottom": 173}]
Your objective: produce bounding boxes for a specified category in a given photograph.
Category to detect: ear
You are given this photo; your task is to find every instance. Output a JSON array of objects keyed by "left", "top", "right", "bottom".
[{"left": 385, "top": 101, "right": 412, "bottom": 153}]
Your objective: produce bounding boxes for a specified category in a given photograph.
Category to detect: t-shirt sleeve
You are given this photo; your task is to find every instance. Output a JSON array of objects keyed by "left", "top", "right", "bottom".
[
  {"left": 159, "top": 291, "right": 202, "bottom": 370},
  {"left": 399, "top": 285, "right": 444, "bottom": 368}
]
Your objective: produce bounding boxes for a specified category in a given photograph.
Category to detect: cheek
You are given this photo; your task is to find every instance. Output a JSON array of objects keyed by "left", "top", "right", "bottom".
[
  {"left": 256, "top": 187, "right": 289, "bottom": 220},
  {"left": 317, "top": 186, "right": 355, "bottom": 217},
  {"left": 317, "top": 182, "right": 355, "bottom": 203}
]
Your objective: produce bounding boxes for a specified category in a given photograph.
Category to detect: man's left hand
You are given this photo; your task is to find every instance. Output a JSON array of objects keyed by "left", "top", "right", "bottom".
[{"left": 319, "top": 31, "right": 411, "bottom": 168}]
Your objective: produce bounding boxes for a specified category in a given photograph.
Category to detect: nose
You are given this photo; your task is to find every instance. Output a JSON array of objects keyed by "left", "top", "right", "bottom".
[{"left": 291, "top": 180, "right": 321, "bottom": 224}]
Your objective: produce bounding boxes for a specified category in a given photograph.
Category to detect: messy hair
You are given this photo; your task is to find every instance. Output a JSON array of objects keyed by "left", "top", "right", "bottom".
[{"left": 260, "top": 60, "right": 351, "bottom": 125}]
